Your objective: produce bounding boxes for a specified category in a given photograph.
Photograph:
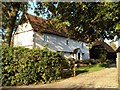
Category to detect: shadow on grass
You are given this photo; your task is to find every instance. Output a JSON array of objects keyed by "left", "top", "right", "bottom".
[
  {"left": 75, "top": 63, "right": 109, "bottom": 76},
  {"left": 98, "top": 63, "right": 116, "bottom": 68},
  {"left": 76, "top": 69, "right": 88, "bottom": 75},
  {"left": 75, "top": 63, "right": 116, "bottom": 76},
  {"left": 97, "top": 64, "right": 108, "bottom": 68}
]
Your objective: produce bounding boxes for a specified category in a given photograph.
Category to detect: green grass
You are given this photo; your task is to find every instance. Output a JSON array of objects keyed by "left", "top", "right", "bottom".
[{"left": 76, "top": 64, "right": 107, "bottom": 75}]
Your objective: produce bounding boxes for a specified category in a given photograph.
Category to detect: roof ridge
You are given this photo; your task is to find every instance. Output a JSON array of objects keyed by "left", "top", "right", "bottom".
[
  {"left": 25, "top": 13, "right": 68, "bottom": 37},
  {"left": 26, "top": 13, "right": 47, "bottom": 20},
  {"left": 93, "top": 41, "right": 115, "bottom": 52}
]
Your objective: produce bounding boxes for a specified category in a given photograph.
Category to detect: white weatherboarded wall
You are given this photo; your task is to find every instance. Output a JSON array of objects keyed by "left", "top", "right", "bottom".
[
  {"left": 13, "top": 22, "right": 34, "bottom": 49},
  {"left": 34, "top": 32, "right": 90, "bottom": 60},
  {"left": 13, "top": 22, "right": 90, "bottom": 60}
]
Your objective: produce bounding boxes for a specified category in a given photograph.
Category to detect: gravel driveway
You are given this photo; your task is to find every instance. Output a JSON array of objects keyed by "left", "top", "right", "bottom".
[{"left": 5, "top": 67, "right": 118, "bottom": 89}]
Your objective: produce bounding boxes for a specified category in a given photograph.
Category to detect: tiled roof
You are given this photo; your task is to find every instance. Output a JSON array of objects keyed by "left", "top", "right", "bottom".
[
  {"left": 26, "top": 14, "right": 67, "bottom": 37},
  {"left": 25, "top": 14, "right": 88, "bottom": 43},
  {"left": 93, "top": 41, "right": 115, "bottom": 53}
]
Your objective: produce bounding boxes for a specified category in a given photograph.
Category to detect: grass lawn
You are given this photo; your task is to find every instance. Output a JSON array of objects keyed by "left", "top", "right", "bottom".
[{"left": 76, "top": 64, "right": 107, "bottom": 75}]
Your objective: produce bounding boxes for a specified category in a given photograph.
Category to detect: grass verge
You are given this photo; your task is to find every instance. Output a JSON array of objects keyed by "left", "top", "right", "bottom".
[{"left": 76, "top": 63, "right": 107, "bottom": 75}]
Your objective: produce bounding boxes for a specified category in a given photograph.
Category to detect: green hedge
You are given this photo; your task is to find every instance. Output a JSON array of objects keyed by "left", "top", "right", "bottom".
[
  {"left": 79, "top": 59, "right": 112, "bottom": 66},
  {"left": 2, "top": 46, "right": 74, "bottom": 86},
  {"left": 80, "top": 59, "right": 100, "bottom": 65}
]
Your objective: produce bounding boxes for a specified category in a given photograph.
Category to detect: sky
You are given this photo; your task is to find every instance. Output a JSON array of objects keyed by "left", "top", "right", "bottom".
[
  {"left": 27, "top": 1, "right": 36, "bottom": 16},
  {"left": 27, "top": 1, "right": 47, "bottom": 19}
]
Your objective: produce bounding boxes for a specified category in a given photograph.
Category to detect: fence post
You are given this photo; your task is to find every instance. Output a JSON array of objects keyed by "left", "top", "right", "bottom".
[
  {"left": 118, "top": 53, "right": 120, "bottom": 90},
  {"left": 73, "top": 63, "right": 77, "bottom": 77},
  {"left": 73, "top": 63, "right": 76, "bottom": 77}
]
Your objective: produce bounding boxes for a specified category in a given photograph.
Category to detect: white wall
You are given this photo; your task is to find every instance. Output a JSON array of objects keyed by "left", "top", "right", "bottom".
[
  {"left": 34, "top": 32, "right": 90, "bottom": 60},
  {"left": 15, "top": 22, "right": 33, "bottom": 33},
  {"left": 13, "top": 22, "right": 34, "bottom": 48},
  {"left": 14, "top": 22, "right": 90, "bottom": 60}
]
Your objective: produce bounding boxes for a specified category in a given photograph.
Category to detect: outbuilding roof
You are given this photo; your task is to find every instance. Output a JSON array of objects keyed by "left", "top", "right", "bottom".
[
  {"left": 93, "top": 41, "right": 115, "bottom": 53},
  {"left": 116, "top": 46, "right": 120, "bottom": 52}
]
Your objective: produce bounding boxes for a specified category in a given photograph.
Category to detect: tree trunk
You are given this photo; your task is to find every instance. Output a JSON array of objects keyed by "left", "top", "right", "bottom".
[{"left": 4, "top": 3, "right": 20, "bottom": 46}]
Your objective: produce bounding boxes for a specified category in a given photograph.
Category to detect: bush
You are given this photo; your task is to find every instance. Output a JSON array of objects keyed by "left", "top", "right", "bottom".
[
  {"left": 79, "top": 59, "right": 104, "bottom": 66},
  {"left": 90, "top": 46, "right": 107, "bottom": 62},
  {"left": 80, "top": 59, "right": 94, "bottom": 65},
  {"left": 2, "top": 46, "right": 73, "bottom": 86}
]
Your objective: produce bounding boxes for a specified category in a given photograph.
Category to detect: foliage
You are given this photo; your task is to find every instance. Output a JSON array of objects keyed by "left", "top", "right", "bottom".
[
  {"left": 2, "top": 2, "right": 30, "bottom": 46},
  {"left": 2, "top": 2, "right": 120, "bottom": 46},
  {"left": 35, "top": 2, "right": 120, "bottom": 43},
  {"left": 90, "top": 46, "right": 107, "bottom": 63},
  {"left": 2, "top": 46, "right": 73, "bottom": 86},
  {"left": 80, "top": 59, "right": 100, "bottom": 65},
  {"left": 79, "top": 59, "right": 110, "bottom": 66}
]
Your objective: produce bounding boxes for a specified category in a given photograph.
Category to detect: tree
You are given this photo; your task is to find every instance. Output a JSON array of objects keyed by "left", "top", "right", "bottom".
[
  {"left": 34, "top": 2, "right": 120, "bottom": 43},
  {"left": 92, "top": 2, "right": 120, "bottom": 40},
  {"left": 2, "top": 2, "right": 29, "bottom": 46},
  {"left": 2, "top": 2, "right": 120, "bottom": 46}
]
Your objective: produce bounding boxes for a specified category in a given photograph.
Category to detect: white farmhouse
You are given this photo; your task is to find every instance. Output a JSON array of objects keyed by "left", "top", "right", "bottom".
[{"left": 13, "top": 14, "right": 90, "bottom": 60}]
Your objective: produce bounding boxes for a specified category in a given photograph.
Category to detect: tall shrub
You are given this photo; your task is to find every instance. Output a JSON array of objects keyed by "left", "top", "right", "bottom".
[
  {"left": 90, "top": 46, "right": 107, "bottom": 63},
  {"left": 2, "top": 46, "right": 73, "bottom": 86}
]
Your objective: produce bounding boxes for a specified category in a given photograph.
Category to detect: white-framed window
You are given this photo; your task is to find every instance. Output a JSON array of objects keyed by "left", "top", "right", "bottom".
[{"left": 44, "top": 34, "right": 48, "bottom": 42}]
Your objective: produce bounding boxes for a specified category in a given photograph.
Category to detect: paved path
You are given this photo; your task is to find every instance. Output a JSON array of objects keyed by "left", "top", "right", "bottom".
[{"left": 8, "top": 67, "right": 118, "bottom": 89}]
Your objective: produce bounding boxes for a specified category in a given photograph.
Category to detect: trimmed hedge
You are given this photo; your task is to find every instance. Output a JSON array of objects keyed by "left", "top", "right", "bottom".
[
  {"left": 2, "top": 46, "right": 74, "bottom": 86},
  {"left": 79, "top": 59, "right": 112, "bottom": 66}
]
